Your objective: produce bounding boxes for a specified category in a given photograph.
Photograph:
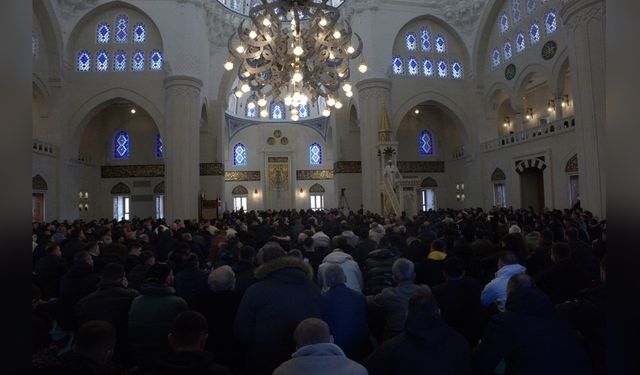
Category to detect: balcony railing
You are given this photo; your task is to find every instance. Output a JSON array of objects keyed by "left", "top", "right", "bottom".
[
  {"left": 452, "top": 145, "right": 465, "bottom": 160},
  {"left": 32, "top": 139, "right": 55, "bottom": 156},
  {"left": 481, "top": 116, "right": 576, "bottom": 152}
]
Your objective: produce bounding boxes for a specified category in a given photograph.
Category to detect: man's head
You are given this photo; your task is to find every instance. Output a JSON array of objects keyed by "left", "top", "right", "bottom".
[
  {"left": 73, "top": 321, "right": 116, "bottom": 365},
  {"left": 443, "top": 257, "right": 465, "bottom": 280},
  {"left": 262, "top": 244, "right": 286, "bottom": 263},
  {"left": 506, "top": 273, "right": 535, "bottom": 298},
  {"left": 293, "top": 318, "right": 333, "bottom": 349},
  {"left": 430, "top": 239, "right": 445, "bottom": 253},
  {"left": 145, "top": 263, "right": 174, "bottom": 285},
  {"left": 497, "top": 251, "right": 518, "bottom": 269},
  {"left": 128, "top": 243, "right": 142, "bottom": 256},
  {"left": 407, "top": 290, "right": 438, "bottom": 322},
  {"left": 84, "top": 242, "right": 100, "bottom": 256},
  {"left": 140, "top": 251, "right": 156, "bottom": 266},
  {"left": 551, "top": 242, "right": 571, "bottom": 264},
  {"left": 46, "top": 243, "right": 61, "bottom": 257},
  {"left": 392, "top": 258, "right": 415, "bottom": 283},
  {"left": 74, "top": 250, "right": 94, "bottom": 268},
  {"left": 168, "top": 311, "right": 209, "bottom": 351},
  {"left": 208, "top": 265, "right": 235, "bottom": 292},
  {"left": 323, "top": 264, "right": 347, "bottom": 289},
  {"left": 101, "top": 263, "right": 126, "bottom": 286}
]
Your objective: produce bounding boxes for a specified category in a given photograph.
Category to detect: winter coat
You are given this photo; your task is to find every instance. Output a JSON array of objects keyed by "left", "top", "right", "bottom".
[
  {"left": 61, "top": 238, "right": 86, "bottom": 264},
  {"left": 128, "top": 282, "right": 188, "bottom": 369},
  {"left": 535, "top": 260, "right": 592, "bottom": 304},
  {"left": 231, "top": 260, "right": 256, "bottom": 295},
  {"left": 367, "top": 281, "right": 431, "bottom": 339},
  {"left": 473, "top": 287, "right": 592, "bottom": 375},
  {"left": 274, "top": 343, "right": 368, "bottom": 375},
  {"left": 127, "top": 263, "right": 151, "bottom": 292},
  {"left": 364, "top": 300, "right": 471, "bottom": 375},
  {"left": 480, "top": 263, "right": 526, "bottom": 312},
  {"left": 318, "top": 250, "right": 364, "bottom": 292},
  {"left": 342, "top": 230, "right": 360, "bottom": 248},
  {"left": 414, "top": 251, "right": 447, "bottom": 287},
  {"left": 149, "top": 351, "right": 231, "bottom": 375},
  {"left": 322, "top": 284, "right": 371, "bottom": 360},
  {"left": 234, "top": 256, "right": 322, "bottom": 375},
  {"left": 363, "top": 249, "right": 397, "bottom": 295},
  {"left": 174, "top": 265, "right": 209, "bottom": 308},
  {"left": 57, "top": 263, "right": 100, "bottom": 330},
  {"left": 34, "top": 255, "right": 68, "bottom": 298}
]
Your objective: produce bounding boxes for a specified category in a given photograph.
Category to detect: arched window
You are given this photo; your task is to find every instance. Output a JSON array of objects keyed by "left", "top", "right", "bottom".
[
  {"left": 156, "top": 133, "right": 163, "bottom": 158},
  {"left": 233, "top": 143, "right": 247, "bottom": 166},
  {"left": 451, "top": 61, "right": 463, "bottom": 79},
  {"left": 503, "top": 40, "right": 513, "bottom": 61},
  {"left": 499, "top": 11, "right": 509, "bottom": 34},
  {"left": 423, "top": 58, "right": 434, "bottom": 77},
  {"left": 545, "top": 9, "right": 557, "bottom": 35},
  {"left": 246, "top": 94, "right": 258, "bottom": 118},
  {"left": 407, "top": 57, "right": 419, "bottom": 75},
  {"left": 511, "top": 0, "right": 522, "bottom": 24},
  {"left": 526, "top": 0, "right": 536, "bottom": 14},
  {"left": 133, "top": 22, "right": 146, "bottom": 43},
  {"left": 96, "top": 23, "right": 110, "bottom": 43},
  {"left": 529, "top": 21, "right": 541, "bottom": 44},
  {"left": 491, "top": 47, "right": 501, "bottom": 68},
  {"left": 435, "top": 34, "right": 446, "bottom": 53},
  {"left": 76, "top": 50, "right": 91, "bottom": 72},
  {"left": 115, "top": 14, "right": 128, "bottom": 43},
  {"left": 132, "top": 50, "right": 145, "bottom": 71},
  {"left": 309, "top": 143, "right": 322, "bottom": 165},
  {"left": 114, "top": 131, "right": 130, "bottom": 159},
  {"left": 114, "top": 50, "right": 127, "bottom": 71},
  {"left": 150, "top": 49, "right": 163, "bottom": 70},
  {"left": 96, "top": 50, "right": 109, "bottom": 71},
  {"left": 392, "top": 56, "right": 404, "bottom": 75},
  {"left": 270, "top": 101, "right": 285, "bottom": 119},
  {"left": 32, "top": 33, "right": 38, "bottom": 59},
  {"left": 515, "top": 32, "right": 526, "bottom": 53},
  {"left": 419, "top": 129, "right": 434, "bottom": 155},
  {"left": 405, "top": 32, "right": 417, "bottom": 51},
  {"left": 299, "top": 103, "right": 309, "bottom": 118},
  {"left": 437, "top": 59, "right": 448, "bottom": 78},
  {"left": 420, "top": 26, "right": 431, "bottom": 51}
]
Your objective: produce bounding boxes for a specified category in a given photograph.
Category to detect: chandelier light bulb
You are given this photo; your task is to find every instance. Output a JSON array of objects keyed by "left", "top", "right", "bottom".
[
  {"left": 293, "top": 92, "right": 301, "bottom": 102},
  {"left": 241, "top": 83, "right": 250, "bottom": 93},
  {"left": 319, "top": 18, "right": 327, "bottom": 27},
  {"left": 130, "top": 108, "right": 136, "bottom": 114},
  {"left": 263, "top": 17, "right": 271, "bottom": 27},
  {"left": 236, "top": 45, "right": 245, "bottom": 54},
  {"left": 235, "top": 89, "right": 243, "bottom": 98},
  {"left": 335, "top": 101, "right": 343, "bottom": 109},
  {"left": 333, "top": 30, "right": 341, "bottom": 39},
  {"left": 329, "top": 52, "right": 335, "bottom": 60},
  {"left": 247, "top": 102, "right": 256, "bottom": 110},
  {"left": 327, "top": 97, "right": 336, "bottom": 107},
  {"left": 338, "top": 72, "right": 344, "bottom": 78},
  {"left": 284, "top": 96, "right": 293, "bottom": 106},
  {"left": 358, "top": 62, "right": 368, "bottom": 73},
  {"left": 291, "top": 114, "right": 299, "bottom": 121},
  {"left": 346, "top": 45, "right": 355, "bottom": 54},
  {"left": 293, "top": 45, "right": 304, "bottom": 56},
  {"left": 292, "top": 71, "right": 303, "bottom": 83},
  {"left": 322, "top": 108, "right": 331, "bottom": 117},
  {"left": 345, "top": 90, "right": 353, "bottom": 98},
  {"left": 242, "top": 71, "right": 251, "bottom": 78},
  {"left": 224, "top": 60, "right": 234, "bottom": 71},
  {"left": 249, "top": 30, "right": 257, "bottom": 39},
  {"left": 291, "top": 108, "right": 298, "bottom": 115},
  {"left": 260, "top": 109, "right": 268, "bottom": 118},
  {"left": 343, "top": 82, "right": 352, "bottom": 92},
  {"left": 258, "top": 97, "right": 267, "bottom": 107}
]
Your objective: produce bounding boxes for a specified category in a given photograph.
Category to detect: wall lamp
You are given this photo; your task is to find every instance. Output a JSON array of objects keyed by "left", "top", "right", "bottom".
[
  {"left": 525, "top": 108, "right": 533, "bottom": 120},
  {"left": 503, "top": 116, "right": 511, "bottom": 128},
  {"left": 547, "top": 99, "right": 555, "bottom": 112},
  {"left": 560, "top": 94, "right": 569, "bottom": 108}
]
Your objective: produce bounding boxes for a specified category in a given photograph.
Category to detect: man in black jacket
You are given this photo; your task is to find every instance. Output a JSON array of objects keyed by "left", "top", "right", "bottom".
[
  {"left": 535, "top": 242, "right": 592, "bottom": 304},
  {"left": 150, "top": 311, "right": 231, "bottom": 375},
  {"left": 364, "top": 291, "right": 471, "bottom": 375},
  {"left": 473, "top": 274, "right": 591, "bottom": 375},
  {"left": 34, "top": 243, "right": 68, "bottom": 298},
  {"left": 76, "top": 263, "right": 139, "bottom": 365},
  {"left": 57, "top": 251, "right": 100, "bottom": 331}
]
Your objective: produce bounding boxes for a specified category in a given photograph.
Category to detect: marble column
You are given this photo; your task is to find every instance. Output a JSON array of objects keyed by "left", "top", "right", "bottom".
[
  {"left": 561, "top": 0, "right": 606, "bottom": 216},
  {"left": 164, "top": 75, "right": 203, "bottom": 222},
  {"left": 355, "top": 78, "right": 392, "bottom": 214}
]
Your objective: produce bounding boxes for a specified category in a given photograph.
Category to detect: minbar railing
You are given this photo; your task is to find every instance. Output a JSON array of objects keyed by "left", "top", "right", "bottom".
[{"left": 481, "top": 116, "right": 576, "bottom": 152}]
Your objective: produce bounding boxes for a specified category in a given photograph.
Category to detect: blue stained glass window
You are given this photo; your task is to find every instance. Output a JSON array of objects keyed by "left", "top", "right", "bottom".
[
  {"left": 150, "top": 49, "right": 163, "bottom": 71},
  {"left": 407, "top": 57, "right": 419, "bottom": 76},
  {"left": 511, "top": 0, "right": 522, "bottom": 24},
  {"left": 299, "top": 104, "right": 309, "bottom": 118},
  {"left": 77, "top": 50, "right": 91, "bottom": 72},
  {"left": 392, "top": 56, "right": 403, "bottom": 75},
  {"left": 491, "top": 48, "right": 501, "bottom": 68},
  {"left": 530, "top": 22, "right": 541, "bottom": 44},
  {"left": 156, "top": 133, "right": 163, "bottom": 158},
  {"left": 32, "top": 33, "right": 38, "bottom": 58},
  {"left": 420, "top": 26, "right": 431, "bottom": 51},
  {"left": 423, "top": 58, "right": 434, "bottom": 77},
  {"left": 115, "top": 14, "right": 128, "bottom": 43},
  {"left": 96, "top": 23, "right": 110, "bottom": 43},
  {"left": 419, "top": 129, "right": 433, "bottom": 155},
  {"left": 435, "top": 34, "right": 446, "bottom": 53},
  {"left": 96, "top": 50, "right": 109, "bottom": 71},
  {"left": 545, "top": 9, "right": 557, "bottom": 34},
  {"left": 504, "top": 40, "right": 513, "bottom": 61},
  {"left": 499, "top": 12, "right": 509, "bottom": 34},
  {"left": 233, "top": 143, "right": 247, "bottom": 166},
  {"left": 114, "top": 131, "right": 130, "bottom": 159},
  {"left": 270, "top": 102, "right": 284, "bottom": 119},
  {"left": 132, "top": 50, "right": 144, "bottom": 71},
  {"left": 114, "top": 49, "right": 127, "bottom": 71},
  {"left": 405, "top": 32, "right": 417, "bottom": 51},
  {"left": 309, "top": 143, "right": 322, "bottom": 165},
  {"left": 437, "top": 59, "right": 448, "bottom": 78},
  {"left": 452, "top": 61, "right": 463, "bottom": 79},
  {"left": 516, "top": 32, "right": 526, "bottom": 53},
  {"left": 526, "top": 0, "right": 536, "bottom": 14},
  {"left": 133, "top": 23, "right": 146, "bottom": 43}
]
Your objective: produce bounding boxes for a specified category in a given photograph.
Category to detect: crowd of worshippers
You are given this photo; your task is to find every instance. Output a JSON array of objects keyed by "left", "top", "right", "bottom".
[{"left": 31, "top": 206, "right": 606, "bottom": 375}]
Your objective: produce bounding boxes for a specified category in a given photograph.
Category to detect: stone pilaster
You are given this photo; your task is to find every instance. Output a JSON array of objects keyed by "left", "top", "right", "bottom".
[
  {"left": 164, "top": 75, "right": 203, "bottom": 221},
  {"left": 561, "top": 0, "right": 606, "bottom": 216}
]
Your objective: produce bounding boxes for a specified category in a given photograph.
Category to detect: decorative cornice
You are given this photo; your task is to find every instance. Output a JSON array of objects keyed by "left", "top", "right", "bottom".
[
  {"left": 397, "top": 161, "right": 445, "bottom": 173},
  {"left": 164, "top": 75, "right": 204, "bottom": 89},
  {"left": 296, "top": 169, "right": 334, "bottom": 180},
  {"left": 334, "top": 161, "right": 362, "bottom": 173},
  {"left": 225, "top": 170, "right": 261, "bottom": 181}
]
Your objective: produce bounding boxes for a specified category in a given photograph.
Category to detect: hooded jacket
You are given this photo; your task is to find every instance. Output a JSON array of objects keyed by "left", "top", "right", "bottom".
[
  {"left": 234, "top": 256, "right": 322, "bottom": 375},
  {"left": 367, "top": 281, "right": 431, "bottom": 339},
  {"left": 480, "top": 263, "right": 526, "bottom": 311},
  {"left": 318, "top": 250, "right": 364, "bottom": 292},
  {"left": 274, "top": 343, "right": 368, "bottom": 375},
  {"left": 473, "top": 287, "right": 591, "bottom": 375},
  {"left": 364, "top": 300, "right": 471, "bottom": 375}
]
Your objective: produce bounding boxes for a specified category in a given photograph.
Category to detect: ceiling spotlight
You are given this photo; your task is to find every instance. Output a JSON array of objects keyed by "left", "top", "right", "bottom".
[
  {"left": 335, "top": 101, "right": 343, "bottom": 109},
  {"left": 258, "top": 97, "right": 267, "bottom": 107},
  {"left": 249, "top": 30, "right": 258, "bottom": 39},
  {"left": 414, "top": 109, "right": 420, "bottom": 115},
  {"left": 345, "top": 90, "right": 353, "bottom": 98},
  {"left": 130, "top": 108, "right": 136, "bottom": 114},
  {"left": 322, "top": 108, "right": 331, "bottom": 117},
  {"left": 223, "top": 60, "right": 234, "bottom": 71},
  {"left": 319, "top": 18, "right": 327, "bottom": 27},
  {"left": 333, "top": 30, "right": 342, "bottom": 39},
  {"left": 346, "top": 45, "right": 355, "bottom": 54},
  {"left": 260, "top": 109, "right": 268, "bottom": 118}
]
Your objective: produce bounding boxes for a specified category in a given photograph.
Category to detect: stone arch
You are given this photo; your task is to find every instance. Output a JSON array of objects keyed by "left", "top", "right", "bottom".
[
  {"left": 472, "top": 0, "right": 507, "bottom": 84},
  {"left": 309, "top": 183, "right": 325, "bottom": 193},
  {"left": 491, "top": 168, "right": 506, "bottom": 181},
  {"left": 565, "top": 154, "right": 578, "bottom": 173},
  {"left": 110, "top": 182, "right": 131, "bottom": 194},
  {"left": 32, "top": 79, "right": 51, "bottom": 118},
  {"left": 420, "top": 177, "right": 438, "bottom": 188},
  {"left": 32, "top": 175, "right": 48, "bottom": 191},
  {"left": 33, "top": 0, "right": 64, "bottom": 81},
  {"left": 514, "top": 63, "right": 554, "bottom": 100},
  {"left": 515, "top": 158, "right": 547, "bottom": 174},
  {"left": 232, "top": 185, "right": 249, "bottom": 195},
  {"left": 153, "top": 181, "right": 165, "bottom": 194}
]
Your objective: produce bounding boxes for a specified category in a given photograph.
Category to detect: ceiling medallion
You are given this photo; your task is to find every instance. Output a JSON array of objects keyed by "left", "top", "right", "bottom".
[
  {"left": 542, "top": 40, "right": 557, "bottom": 60},
  {"left": 280, "top": 136, "right": 289, "bottom": 145},
  {"left": 273, "top": 129, "right": 282, "bottom": 138},
  {"left": 223, "top": 0, "right": 368, "bottom": 121},
  {"left": 505, "top": 63, "right": 516, "bottom": 81},
  {"left": 267, "top": 137, "right": 276, "bottom": 145}
]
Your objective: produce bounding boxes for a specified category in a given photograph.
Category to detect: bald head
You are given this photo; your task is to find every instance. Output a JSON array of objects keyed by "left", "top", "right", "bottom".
[{"left": 293, "top": 318, "right": 332, "bottom": 348}]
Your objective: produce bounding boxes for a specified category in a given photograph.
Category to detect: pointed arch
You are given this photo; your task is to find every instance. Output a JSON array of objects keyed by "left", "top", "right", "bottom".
[
  {"left": 153, "top": 181, "right": 165, "bottom": 194},
  {"left": 232, "top": 185, "right": 249, "bottom": 195},
  {"left": 309, "top": 183, "right": 326, "bottom": 193},
  {"left": 420, "top": 177, "right": 438, "bottom": 188},
  {"left": 32, "top": 174, "right": 48, "bottom": 191},
  {"left": 491, "top": 168, "right": 506, "bottom": 181},
  {"left": 565, "top": 154, "right": 578, "bottom": 173},
  {"left": 110, "top": 182, "right": 131, "bottom": 194}
]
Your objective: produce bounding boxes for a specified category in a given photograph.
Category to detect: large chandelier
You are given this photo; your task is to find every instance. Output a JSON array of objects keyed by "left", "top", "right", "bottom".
[{"left": 223, "top": 0, "right": 367, "bottom": 121}]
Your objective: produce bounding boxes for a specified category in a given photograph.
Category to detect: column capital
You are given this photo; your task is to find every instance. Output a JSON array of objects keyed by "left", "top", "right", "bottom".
[
  {"left": 560, "top": 0, "right": 605, "bottom": 28},
  {"left": 164, "top": 75, "right": 203, "bottom": 90},
  {"left": 355, "top": 78, "right": 392, "bottom": 93}
]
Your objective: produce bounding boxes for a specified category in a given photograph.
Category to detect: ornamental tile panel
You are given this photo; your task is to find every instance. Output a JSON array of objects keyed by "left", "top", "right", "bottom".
[
  {"left": 397, "top": 161, "right": 445, "bottom": 173},
  {"left": 296, "top": 170, "right": 334, "bottom": 180}
]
